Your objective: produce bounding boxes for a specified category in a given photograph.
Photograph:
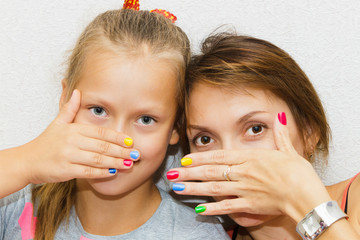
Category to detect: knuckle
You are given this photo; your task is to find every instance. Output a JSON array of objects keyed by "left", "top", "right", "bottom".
[
  {"left": 97, "top": 127, "right": 106, "bottom": 139},
  {"left": 83, "top": 167, "right": 95, "bottom": 178},
  {"left": 209, "top": 182, "right": 222, "bottom": 195},
  {"left": 92, "top": 153, "right": 103, "bottom": 166},
  {"left": 98, "top": 141, "right": 110, "bottom": 154},
  {"left": 204, "top": 166, "right": 217, "bottom": 180},
  {"left": 212, "top": 150, "right": 226, "bottom": 164},
  {"left": 220, "top": 199, "right": 233, "bottom": 212}
]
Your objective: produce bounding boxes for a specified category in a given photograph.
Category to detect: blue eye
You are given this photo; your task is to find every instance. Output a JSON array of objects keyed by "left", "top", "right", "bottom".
[
  {"left": 137, "top": 116, "right": 155, "bottom": 125},
  {"left": 194, "top": 135, "right": 214, "bottom": 146},
  {"left": 90, "top": 107, "right": 107, "bottom": 117}
]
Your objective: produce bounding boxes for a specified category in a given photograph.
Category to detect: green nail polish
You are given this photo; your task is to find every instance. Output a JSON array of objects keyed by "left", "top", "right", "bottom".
[{"left": 195, "top": 206, "right": 206, "bottom": 213}]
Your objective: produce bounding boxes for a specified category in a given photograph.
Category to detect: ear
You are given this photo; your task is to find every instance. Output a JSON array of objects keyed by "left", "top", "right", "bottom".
[
  {"left": 169, "top": 129, "right": 180, "bottom": 145},
  {"left": 304, "top": 125, "right": 320, "bottom": 156},
  {"left": 59, "top": 79, "right": 68, "bottom": 109}
]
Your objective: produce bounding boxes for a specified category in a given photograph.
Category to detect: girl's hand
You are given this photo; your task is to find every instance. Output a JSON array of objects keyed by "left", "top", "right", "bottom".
[
  {"left": 168, "top": 113, "right": 331, "bottom": 223},
  {"left": 20, "top": 89, "right": 140, "bottom": 184}
]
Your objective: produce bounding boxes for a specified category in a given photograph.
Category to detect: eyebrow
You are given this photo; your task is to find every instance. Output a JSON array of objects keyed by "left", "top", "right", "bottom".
[{"left": 187, "top": 111, "right": 267, "bottom": 132}]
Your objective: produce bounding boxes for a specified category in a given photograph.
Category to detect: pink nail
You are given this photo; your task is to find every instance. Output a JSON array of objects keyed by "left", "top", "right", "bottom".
[
  {"left": 278, "top": 112, "right": 287, "bottom": 125},
  {"left": 124, "top": 159, "right": 133, "bottom": 167}
]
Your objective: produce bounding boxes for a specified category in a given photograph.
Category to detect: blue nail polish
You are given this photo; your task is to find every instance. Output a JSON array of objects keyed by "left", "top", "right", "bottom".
[
  {"left": 109, "top": 168, "right": 116, "bottom": 174},
  {"left": 130, "top": 151, "right": 140, "bottom": 160},
  {"left": 172, "top": 183, "right": 185, "bottom": 191}
]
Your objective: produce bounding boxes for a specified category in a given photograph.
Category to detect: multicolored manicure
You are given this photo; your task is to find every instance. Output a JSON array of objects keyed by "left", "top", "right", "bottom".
[
  {"left": 123, "top": 159, "right": 132, "bottom": 167},
  {"left": 195, "top": 206, "right": 206, "bottom": 213},
  {"left": 109, "top": 168, "right": 116, "bottom": 174},
  {"left": 166, "top": 171, "right": 179, "bottom": 180},
  {"left": 172, "top": 183, "right": 185, "bottom": 191},
  {"left": 181, "top": 157, "right": 192, "bottom": 166},
  {"left": 130, "top": 151, "right": 140, "bottom": 160},
  {"left": 124, "top": 137, "right": 133, "bottom": 146},
  {"left": 278, "top": 112, "right": 287, "bottom": 125}
]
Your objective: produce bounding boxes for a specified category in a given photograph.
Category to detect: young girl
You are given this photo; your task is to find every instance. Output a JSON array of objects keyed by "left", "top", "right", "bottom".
[
  {"left": 168, "top": 32, "right": 360, "bottom": 239},
  {"left": 0, "top": 4, "right": 229, "bottom": 240}
]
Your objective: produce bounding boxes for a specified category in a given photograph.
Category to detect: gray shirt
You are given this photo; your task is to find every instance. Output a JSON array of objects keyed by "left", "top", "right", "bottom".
[{"left": 0, "top": 185, "right": 230, "bottom": 239}]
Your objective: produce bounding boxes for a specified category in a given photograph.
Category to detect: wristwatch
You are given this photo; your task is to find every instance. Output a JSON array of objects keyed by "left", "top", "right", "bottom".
[{"left": 296, "top": 201, "right": 348, "bottom": 240}]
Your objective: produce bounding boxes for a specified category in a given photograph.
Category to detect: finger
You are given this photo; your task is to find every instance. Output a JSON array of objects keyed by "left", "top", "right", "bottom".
[
  {"left": 69, "top": 164, "right": 120, "bottom": 179},
  {"left": 194, "top": 198, "right": 249, "bottom": 216},
  {"left": 76, "top": 137, "right": 139, "bottom": 161},
  {"left": 77, "top": 125, "right": 134, "bottom": 148},
  {"left": 167, "top": 165, "right": 240, "bottom": 182},
  {"left": 273, "top": 112, "right": 297, "bottom": 155},
  {"left": 56, "top": 89, "right": 81, "bottom": 124},
  {"left": 172, "top": 181, "right": 240, "bottom": 197},
  {"left": 180, "top": 149, "right": 253, "bottom": 167},
  {"left": 72, "top": 150, "right": 137, "bottom": 169}
]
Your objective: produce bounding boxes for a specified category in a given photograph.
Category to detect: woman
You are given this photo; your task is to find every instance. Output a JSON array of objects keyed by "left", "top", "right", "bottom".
[{"left": 167, "top": 32, "right": 360, "bottom": 239}]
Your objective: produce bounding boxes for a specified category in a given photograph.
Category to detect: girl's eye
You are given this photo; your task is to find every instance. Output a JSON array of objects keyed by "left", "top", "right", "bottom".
[
  {"left": 137, "top": 116, "right": 155, "bottom": 125},
  {"left": 245, "top": 124, "right": 264, "bottom": 136},
  {"left": 194, "top": 135, "right": 214, "bottom": 146},
  {"left": 90, "top": 107, "right": 107, "bottom": 117}
]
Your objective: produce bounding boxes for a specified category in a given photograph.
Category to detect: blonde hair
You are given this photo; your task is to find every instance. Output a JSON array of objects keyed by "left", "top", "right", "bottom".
[
  {"left": 32, "top": 9, "right": 190, "bottom": 239},
  {"left": 183, "top": 32, "right": 330, "bottom": 162}
]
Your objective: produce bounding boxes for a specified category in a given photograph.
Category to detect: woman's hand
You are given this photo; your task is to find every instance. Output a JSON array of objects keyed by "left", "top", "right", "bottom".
[
  {"left": 168, "top": 113, "right": 331, "bottom": 223},
  {"left": 0, "top": 90, "right": 140, "bottom": 198}
]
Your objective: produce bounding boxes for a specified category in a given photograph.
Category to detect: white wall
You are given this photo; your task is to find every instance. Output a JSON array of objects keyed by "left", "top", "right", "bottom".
[{"left": 1, "top": 0, "right": 359, "bottom": 185}]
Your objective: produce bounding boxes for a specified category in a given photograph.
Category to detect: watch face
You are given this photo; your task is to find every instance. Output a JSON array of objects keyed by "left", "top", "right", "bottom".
[{"left": 303, "top": 214, "right": 321, "bottom": 236}]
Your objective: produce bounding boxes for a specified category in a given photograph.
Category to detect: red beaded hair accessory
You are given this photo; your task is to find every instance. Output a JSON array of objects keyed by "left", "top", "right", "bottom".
[{"left": 122, "top": 0, "right": 177, "bottom": 23}]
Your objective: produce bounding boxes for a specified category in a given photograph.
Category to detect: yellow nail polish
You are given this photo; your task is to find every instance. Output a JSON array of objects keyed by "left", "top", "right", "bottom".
[
  {"left": 124, "top": 137, "right": 133, "bottom": 146},
  {"left": 181, "top": 157, "right": 192, "bottom": 166}
]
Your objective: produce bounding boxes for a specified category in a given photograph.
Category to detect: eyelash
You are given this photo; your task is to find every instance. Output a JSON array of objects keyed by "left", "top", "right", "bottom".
[
  {"left": 137, "top": 115, "right": 157, "bottom": 126},
  {"left": 89, "top": 106, "right": 108, "bottom": 118},
  {"left": 190, "top": 122, "right": 269, "bottom": 147}
]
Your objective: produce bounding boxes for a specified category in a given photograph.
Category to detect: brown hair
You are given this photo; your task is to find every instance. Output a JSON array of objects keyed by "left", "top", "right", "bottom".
[
  {"left": 32, "top": 9, "right": 190, "bottom": 239},
  {"left": 183, "top": 32, "right": 330, "bottom": 161}
]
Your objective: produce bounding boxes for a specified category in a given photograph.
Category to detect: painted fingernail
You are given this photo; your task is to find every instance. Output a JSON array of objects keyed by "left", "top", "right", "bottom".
[
  {"left": 109, "top": 168, "right": 116, "bottom": 174},
  {"left": 166, "top": 170, "right": 179, "bottom": 180},
  {"left": 130, "top": 150, "right": 140, "bottom": 160},
  {"left": 195, "top": 206, "right": 206, "bottom": 213},
  {"left": 172, "top": 183, "right": 185, "bottom": 191},
  {"left": 278, "top": 112, "right": 287, "bottom": 125},
  {"left": 124, "top": 137, "right": 133, "bottom": 147},
  {"left": 181, "top": 157, "right": 192, "bottom": 166},
  {"left": 123, "top": 159, "right": 132, "bottom": 167}
]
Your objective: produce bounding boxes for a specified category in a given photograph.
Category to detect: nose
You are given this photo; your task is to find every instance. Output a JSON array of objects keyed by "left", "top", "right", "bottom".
[
  {"left": 221, "top": 138, "right": 245, "bottom": 150},
  {"left": 111, "top": 117, "right": 130, "bottom": 136}
]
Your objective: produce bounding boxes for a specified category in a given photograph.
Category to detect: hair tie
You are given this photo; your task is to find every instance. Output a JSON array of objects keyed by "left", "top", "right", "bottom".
[{"left": 122, "top": 0, "right": 177, "bottom": 23}]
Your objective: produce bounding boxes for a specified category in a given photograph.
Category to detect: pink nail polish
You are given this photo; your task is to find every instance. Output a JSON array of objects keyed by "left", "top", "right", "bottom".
[
  {"left": 278, "top": 112, "right": 287, "bottom": 125},
  {"left": 124, "top": 159, "right": 133, "bottom": 167},
  {"left": 167, "top": 171, "right": 179, "bottom": 180}
]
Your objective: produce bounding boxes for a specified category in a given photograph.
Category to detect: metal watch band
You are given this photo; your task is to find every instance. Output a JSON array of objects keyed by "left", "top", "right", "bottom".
[{"left": 296, "top": 201, "right": 348, "bottom": 240}]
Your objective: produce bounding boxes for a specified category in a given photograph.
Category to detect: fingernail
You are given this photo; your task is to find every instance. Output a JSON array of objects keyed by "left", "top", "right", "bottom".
[
  {"left": 278, "top": 112, "right": 287, "bottom": 125},
  {"left": 123, "top": 159, "right": 132, "bottom": 167},
  {"left": 195, "top": 206, "right": 206, "bottom": 213},
  {"left": 166, "top": 170, "right": 179, "bottom": 180},
  {"left": 172, "top": 183, "right": 185, "bottom": 191},
  {"left": 124, "top": 137, "right": 133, "bottom": 147},
  {"left": 181, "top": 157, "right": 192, "bottom": 166},
  {"left": 109, "top": 168, "right": 116, "bottom": 174},
  {"left": 130, "top": 150, "right": 140, "bottom": 160}
]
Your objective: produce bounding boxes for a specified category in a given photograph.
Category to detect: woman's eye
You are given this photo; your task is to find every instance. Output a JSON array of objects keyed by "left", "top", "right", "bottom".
[
  {"left": 90, "top": 107, "right": 107, "bottom": 117},
  {"left": 245, "top": 124, "right": 264, "bottom": 136},
  {"left": 137, "top": 116, "right": 155, "bottom": 125},
  {"left": 194, "top": 136, "right": 214, "bottom": 146}
]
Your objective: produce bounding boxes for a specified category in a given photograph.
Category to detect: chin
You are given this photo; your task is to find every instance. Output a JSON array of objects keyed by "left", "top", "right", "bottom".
[{"left": 230, "top": 213, "right": 274, "bottom": 227}]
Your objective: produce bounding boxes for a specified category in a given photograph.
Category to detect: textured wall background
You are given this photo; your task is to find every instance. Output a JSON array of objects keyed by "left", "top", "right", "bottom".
[{"left": 1, "top": 0, "right": 359, "bottom": 185}]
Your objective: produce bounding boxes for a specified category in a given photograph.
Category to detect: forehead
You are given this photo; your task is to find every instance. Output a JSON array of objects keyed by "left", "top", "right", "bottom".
[
  {"left": 76, "top": 51, "right": 179, "bottom": 107},
  {"left": 187, "top": 82, "right": 288, "bottom": 121}
]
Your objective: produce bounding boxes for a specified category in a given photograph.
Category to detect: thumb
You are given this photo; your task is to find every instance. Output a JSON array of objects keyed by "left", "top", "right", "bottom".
[
  {"left": 273, "top": 112, "right": 297, "bottom": 155},
  {"left": 56, "top": 89, "right": 81, "bottom": 124}
]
